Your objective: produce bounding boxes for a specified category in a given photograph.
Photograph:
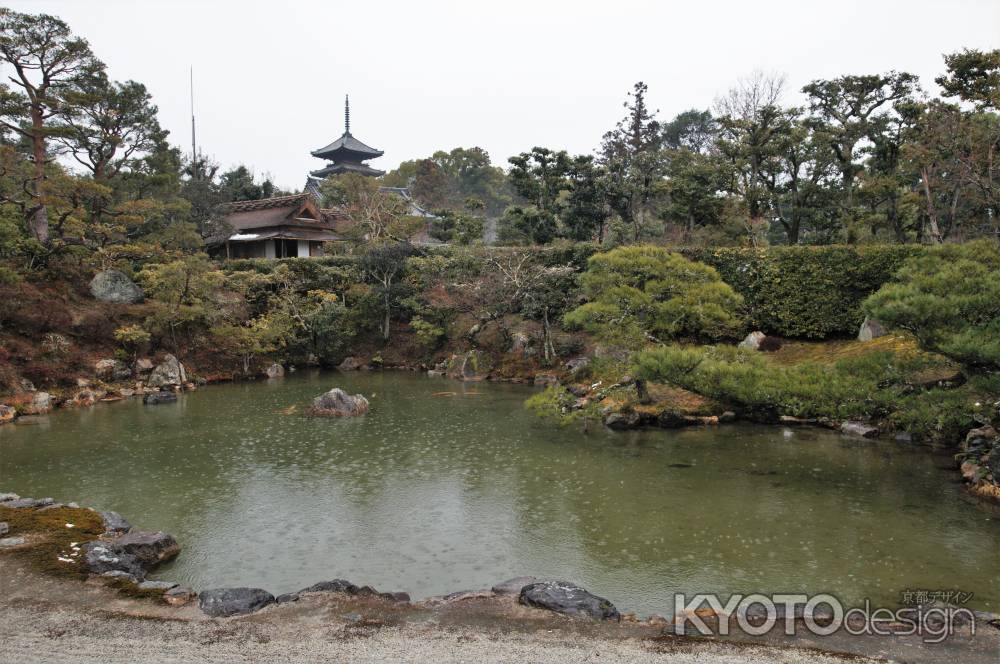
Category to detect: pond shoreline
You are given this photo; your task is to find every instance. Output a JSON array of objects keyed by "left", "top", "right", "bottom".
[{"left": 2, "top": 544, "right": 998, "bottom": 664}]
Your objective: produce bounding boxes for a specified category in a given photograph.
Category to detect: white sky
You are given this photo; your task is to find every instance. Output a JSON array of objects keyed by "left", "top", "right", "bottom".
[{"left": 8, "top": 0, "right": 1000, "bottom": 190}]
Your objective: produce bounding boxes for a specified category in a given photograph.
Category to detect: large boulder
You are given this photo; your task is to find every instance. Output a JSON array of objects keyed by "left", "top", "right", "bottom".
[
  {"left": 858, "top": 316, "right": 887, "bottom": 342},
  {"left": 21, "top": 392, "right": 52, "bottom": 415},
  {"left": 199, "top": 587, "right": 275, "bottom": 617},
  {"left": 90, "top": 269, "right": 144, "bottom": 304},
  {"left": 111, "top": 531, "right": 180, "bottom": 566},
  {"left": 95, "top": 359, "right": 131, "bottom": 381},
  {"left": 0, "top": 405, "right": 14, "bottom": 424},
  {"left": 148, "top": 354, "right": 186, "bottom": 388},
  {"left": 738, "top": 331, "right": 766, "bottom": 350},
  {"left": 264, "top": 363, "right": 284, "bottom": 379},
  {"left": 518, "top": 581, "right": 620, "bottom": 621},
  {"left": 308, "top": 388, "right": 369, "bottom": 417},
  {"left": 82, "top": 541, "right": 147, "bottom": 580}
]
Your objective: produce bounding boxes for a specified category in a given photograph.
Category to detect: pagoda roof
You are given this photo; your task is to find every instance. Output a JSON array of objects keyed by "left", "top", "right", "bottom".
[
  {"left": 310, "top": 161, "right": 385, "bottom": 178},
  {"left": 311, "top": 132, "right": 384, "bottom": 160}
]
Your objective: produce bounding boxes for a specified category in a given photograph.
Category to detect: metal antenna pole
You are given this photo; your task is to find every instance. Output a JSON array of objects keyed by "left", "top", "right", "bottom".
[{"left": 190, "top": 66, "right": 198, "bottom": 178}]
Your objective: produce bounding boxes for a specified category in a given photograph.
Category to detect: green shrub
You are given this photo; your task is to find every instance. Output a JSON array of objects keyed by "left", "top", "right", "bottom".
[
  {"left": 889, "top": 387, "right": 980, "bottom": 444},
  {"left": 863, "top": 240, "right": 1000, "bottom": 373},
  {"left": 525, "top": 385, "right": 602, "bottom": 429},
  {"left": 564, "top": 245, "right": 745, "bottom": 348},
  {"left": 633, "top": 345, "right": 893, "bottom": 420},
  {"left": 410, "top": 315, "right": 445, "bottom": 348}
]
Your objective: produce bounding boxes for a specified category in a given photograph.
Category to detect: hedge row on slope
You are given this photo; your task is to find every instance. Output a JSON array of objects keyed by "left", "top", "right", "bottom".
[
  {"left": 222, "top": 243, "right": 927, "bottom": 340},
  {"left": 679, "top": 246, "right": 925, "bottom": 339}
]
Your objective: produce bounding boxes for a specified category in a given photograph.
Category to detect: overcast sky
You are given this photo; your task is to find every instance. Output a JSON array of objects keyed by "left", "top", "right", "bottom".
[{"left": 8, "top": 0, "right": 1000, "bottom": 190}]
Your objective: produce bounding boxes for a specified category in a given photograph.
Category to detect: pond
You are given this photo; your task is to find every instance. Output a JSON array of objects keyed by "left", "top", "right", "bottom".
[{"left": 2, "top": 370, "right": 999, "bottom": 616}]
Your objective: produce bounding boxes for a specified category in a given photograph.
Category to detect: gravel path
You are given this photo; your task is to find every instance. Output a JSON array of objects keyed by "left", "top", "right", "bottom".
[{"left": 0, "top": 602, "right": 874, "bottom": 664}]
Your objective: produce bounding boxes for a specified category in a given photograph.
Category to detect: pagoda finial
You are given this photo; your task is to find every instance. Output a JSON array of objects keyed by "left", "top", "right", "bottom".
[{"left": 345, "top": 94, "right": 350, "bottom": 135}]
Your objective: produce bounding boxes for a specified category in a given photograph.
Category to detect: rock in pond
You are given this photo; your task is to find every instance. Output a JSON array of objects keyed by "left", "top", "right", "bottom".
[
  {"left": 337, "top": 356, "right": 368, "bottom": 371},
  {"left": 101, "top": 510, "right": 132, "bottom": 534},
  {"left": 90, "top": 269, "right": 144, "bottom": 304},
  {"left": 1, "top": 497, "right": 54, "bottom": 509},
  {"left": 22, "top": 392, "right": 52, "bottom": 415},
  {"left": 605, "top": 411, "right": 641, "bottom": 430},
  {"left": 518, "top": 581, "right": 620, "bottom": 621},
  {"left": 840, "top": 421, "right": 879, "bottom": 438},
  {"left": 112, "top": 531, "right": 181, "bottom": 566},
  {"left": 83, "top": 541, "right": 146, "bottom": 580},
  {"left": 264, "top": 363, "right": 284, "bottom": 379},
  {"left": 199, "top": 587, "right": 275, "bottom": 617},
  {"left": 148, "top": 354, "right": 186, "bottom": 388},
  {"left": 0, "top": 522, "right": 8, "bottom": 537},
  {"left": 0, "top": 536, "right": 26, "bottom": 548},
  {"left": 308, "top": 388, "right": 369, "bottom": 417},
  {"left": 0, "top": 404, "right": 15, "bottom": 424},
  {"left": 491, "top": 576, "right": 539, "bottom": 595},
  {"left": 143, "top": 391, "right": 177, "bottom": 406}
]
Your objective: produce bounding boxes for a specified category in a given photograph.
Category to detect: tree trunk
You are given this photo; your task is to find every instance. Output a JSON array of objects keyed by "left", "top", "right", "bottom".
[
  {"left": 382, "top": 292, "right": 391, "bottom": 341},
  {"left": 635, "top": 378, "right": 651, "bottom": 404},
  {"left": 28, "top": 108, "right": 49, "bottom": 244},
  {"left": 920, "top": 167, "right": 943, "bottom": 244},
  {"left": 542, "top": 307, "right": 555, "bottom": 363}
]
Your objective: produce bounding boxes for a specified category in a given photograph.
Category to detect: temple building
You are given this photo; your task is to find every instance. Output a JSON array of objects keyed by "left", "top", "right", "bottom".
[
  {"left": 211, "top": 95, "right": 440, "bottom": 259},
  {"left": 214, "top": 193, "right": 344, "bottom": 259}
]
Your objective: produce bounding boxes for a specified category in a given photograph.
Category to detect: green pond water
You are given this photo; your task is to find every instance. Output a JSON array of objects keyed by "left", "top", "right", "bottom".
[{"left": 2, "top": 370, "right": 999, "bottom": 616}]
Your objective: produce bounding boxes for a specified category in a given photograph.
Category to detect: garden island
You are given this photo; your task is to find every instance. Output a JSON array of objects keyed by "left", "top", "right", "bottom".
[{"left": 0, "top": 4, "right": 999, "bottom": 663}]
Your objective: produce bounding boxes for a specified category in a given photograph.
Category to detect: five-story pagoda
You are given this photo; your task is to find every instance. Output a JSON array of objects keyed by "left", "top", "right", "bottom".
[{"left": 310, "top": 96, "right": 385, "bottom": 178}]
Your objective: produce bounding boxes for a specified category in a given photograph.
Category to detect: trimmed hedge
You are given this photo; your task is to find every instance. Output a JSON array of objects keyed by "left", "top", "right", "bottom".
[
  {"left": 679, "top": 246, "right": 925, "bottom": 339},
  {"left": 220, "top": 244, "right": 927, "bottom": 340}
]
